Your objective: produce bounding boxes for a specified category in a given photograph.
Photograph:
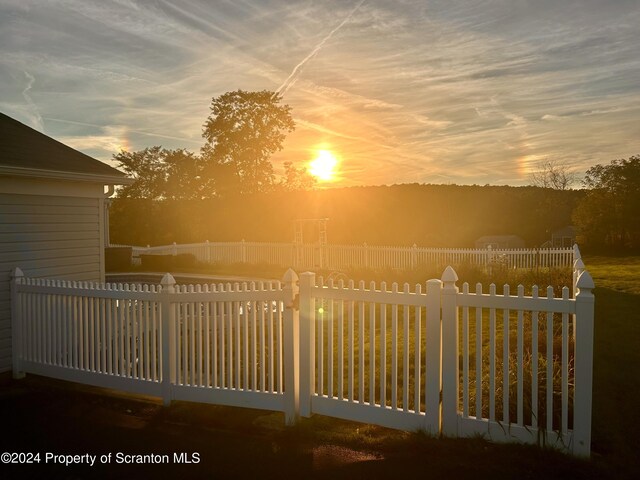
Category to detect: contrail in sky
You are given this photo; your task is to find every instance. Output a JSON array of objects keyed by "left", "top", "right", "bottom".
[
  {"left": 22, "top": 71, "right": 44, "bottom": 132},
  {"left": 276, "top": 0, "right": 366, "bottom": 96}
]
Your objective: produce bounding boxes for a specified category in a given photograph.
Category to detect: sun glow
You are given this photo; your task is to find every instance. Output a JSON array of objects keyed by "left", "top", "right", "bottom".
[{"left": 309, "top": 150, "right": 338, "bottom": 181}]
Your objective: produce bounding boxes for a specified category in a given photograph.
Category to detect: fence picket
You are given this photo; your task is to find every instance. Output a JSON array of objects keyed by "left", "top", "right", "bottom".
[
  {"left": 462, "top": 283, "right": 470, "bottom": 418},
  {"left": 475, "top": 283, "right": 483, "bottom": 419},
  {"left": 391, "top": 284, "right": 398, "bottom": 409},
  {"left": 489, "top": 284, "right": 496, "bottom": 422},
  {"left": 546, "top": 303, "right": 554, "bottom": 432},
  {"left": 517, "top": 285, "right": 524, "bottom": 426},
  {"left": 414, "top": 284, "right": 422, "bottom": 415},
  {"left": 503, "top": 284, "right": 510, "bottom": 425},
  {"left": 532, "top": 286, "right": 539, "bottom": 429},
  {"left": 369, "top": 283, "right": 376, "bottom": 406}
]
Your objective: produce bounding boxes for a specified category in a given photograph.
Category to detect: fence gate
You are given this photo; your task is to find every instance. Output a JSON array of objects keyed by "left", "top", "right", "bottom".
[{"left": 298, "top": 272, "right": 443, "bottom": 434}]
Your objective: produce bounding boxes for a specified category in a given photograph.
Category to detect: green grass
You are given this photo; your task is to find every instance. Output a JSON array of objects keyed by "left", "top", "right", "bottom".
[{"left": 582, "top": 255, "right": 640, "bottom": 295}]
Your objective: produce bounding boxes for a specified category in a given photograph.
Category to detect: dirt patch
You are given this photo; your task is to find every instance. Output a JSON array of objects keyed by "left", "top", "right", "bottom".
[{"left": 312, "top": 444, "right": 382, "bottom": 470}]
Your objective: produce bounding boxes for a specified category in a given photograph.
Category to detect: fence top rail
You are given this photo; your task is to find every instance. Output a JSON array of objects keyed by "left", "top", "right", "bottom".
[
  {"left": 14, "top": 273, "right": 283, "bottom": 297},
  {"left": 457, "top": 283, "right": 575, "bottom": 314},
  {"left": 118, "top": 241, "right": 575, "bottom": 254},
  {"left": 310, "top": 278, "right": 438, "bottom": 307},
  {"left": 16, "top": 276, "right": 160, "bottom": 292}
]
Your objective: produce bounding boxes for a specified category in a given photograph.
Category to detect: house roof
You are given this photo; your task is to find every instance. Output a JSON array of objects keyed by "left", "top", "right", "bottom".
[{"left": 0, "top": 112, "right": 131, "bottom": 184}]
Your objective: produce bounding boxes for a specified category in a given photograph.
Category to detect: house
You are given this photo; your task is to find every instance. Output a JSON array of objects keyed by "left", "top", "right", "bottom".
[
  {"left": 475, "top": 235, "right": 525, "bottom": 249},
  {"left": 0, "top": 112, "right": 131, "bottom": 373}
]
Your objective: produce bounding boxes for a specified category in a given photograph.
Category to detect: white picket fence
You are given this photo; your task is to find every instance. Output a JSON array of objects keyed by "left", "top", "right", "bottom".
[
  {"left": 10, "top": 263, "right": 595, "bottom": 456},
  {"left": 116, "top": 241, "right": 576, "bottom": 271}
]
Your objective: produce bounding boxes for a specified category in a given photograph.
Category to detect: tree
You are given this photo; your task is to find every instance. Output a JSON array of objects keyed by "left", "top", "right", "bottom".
[
  {"left": 201, "top": 90, "right": 295, "bottom": 195},
  {"left": 573, "top": 155, "right": 640, "bottom": 250},
  {"left": 528, "top": 160, "right": 578, "bottom": 243},
  {"left": 530, "top": 159, "right": 577, "bottom": 190},
  {"left": 279, "top": 161, "right": 316, "bottom": 191},
  {"left": 115, "top": 147, "right": 202, "bottom": 200},
  {"left": 163, "top": 149, "right": 203, "bottom": 200}
]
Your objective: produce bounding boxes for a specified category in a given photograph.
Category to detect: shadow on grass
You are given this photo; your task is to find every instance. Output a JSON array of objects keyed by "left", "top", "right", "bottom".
[
  {"left": 0, "top": 374, "right": 611, "bottom": 480},
  {"left": 589, "top": 287, "right": 640, "bottom": 479}
]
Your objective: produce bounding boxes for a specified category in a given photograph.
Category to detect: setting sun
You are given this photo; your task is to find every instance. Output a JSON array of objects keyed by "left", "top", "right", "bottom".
[{"left": 309, "top": 150, "right": 338, "bottom": 182}]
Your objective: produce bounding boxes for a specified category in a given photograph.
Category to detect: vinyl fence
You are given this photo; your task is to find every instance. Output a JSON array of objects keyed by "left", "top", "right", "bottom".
[
  {"left": 118, "top": 241, "right": 576, "bottom": 271},
  {"left": 10, "top": 264, "right": 594, "bottom": 456}
]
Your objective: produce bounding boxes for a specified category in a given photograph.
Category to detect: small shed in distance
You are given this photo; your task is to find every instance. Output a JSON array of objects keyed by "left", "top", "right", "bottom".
[{"left": 551, "top": 226, "right": 577, "bottom": 247}]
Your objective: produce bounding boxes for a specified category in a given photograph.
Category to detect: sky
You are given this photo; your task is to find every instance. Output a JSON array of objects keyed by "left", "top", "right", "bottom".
[{"left": 1, "top": 0, "right": 639, "bottom": 187}]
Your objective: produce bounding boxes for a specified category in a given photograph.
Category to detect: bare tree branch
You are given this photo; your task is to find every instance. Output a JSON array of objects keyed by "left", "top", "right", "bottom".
[{"left": 530, "top": 159, "right": 577, "bottom": 190}]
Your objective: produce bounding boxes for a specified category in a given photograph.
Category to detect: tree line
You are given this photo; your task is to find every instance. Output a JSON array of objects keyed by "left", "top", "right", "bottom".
[
  {"left": 110, "top": 89, "right": 640, "bottom": 252},
  {"left": 110, "top": 184, "right": 584, "bottom": 248}
]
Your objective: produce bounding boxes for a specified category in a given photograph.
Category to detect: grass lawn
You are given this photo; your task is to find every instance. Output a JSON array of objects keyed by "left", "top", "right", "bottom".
[{"left": 582, "top": 255, "right": 640, "bottom": 295}]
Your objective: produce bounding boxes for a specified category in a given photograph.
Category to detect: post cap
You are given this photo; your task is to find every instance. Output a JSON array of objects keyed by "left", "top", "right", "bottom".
[
  {"left": 441, "top": 265, "right": 459, "bottom": 283},
  {"left": 11, "top": 267, "right": 24, "bottom": 279},
  {"left": 160, "top": 273, "right": 176, "bottom": 286},
  {"left": 282, "top": 268, "right": 299, "bottom": 283},
  {"left": 576, "top": 270, "right": 595, "bottom": 291}
]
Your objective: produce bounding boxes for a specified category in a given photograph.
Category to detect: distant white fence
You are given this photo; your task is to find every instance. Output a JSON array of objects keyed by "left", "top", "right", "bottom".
[
  {"left": 114, "top": 241, "right": 576, "bottom": 271},
  {"left": 10, "top": 262, "right": 595, "bottom": 456}
]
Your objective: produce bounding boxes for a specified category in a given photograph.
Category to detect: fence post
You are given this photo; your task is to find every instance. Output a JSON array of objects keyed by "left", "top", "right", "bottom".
[
  {"left": 573, "top": 270, "right": 595, "bottom": 457},
  {"left": 299, "top": 272, "right": 316, "bottom": 417},
  {"left": 10, "top": 267, "right": 25, "bottom": 379},
  {"left": 441, "top": 266, "right": 459, "bottom": 437},
  {"left": 425, "top": 278, "right": 442, "bottom": 435},
  {"left": 160, "top": 273, "right": 176, "bottom": 407},
  {"left": 241, "top": 239, "right": 247, "bottom": 264},
  {"left": 282, "top": 269, "right": 300, "bottom": 425},
  {"left": 205, "top": 240, "right": 211, "bottom": 264},
  {"left": 171, "top": 242, "right": 177, "bottom": 256}
]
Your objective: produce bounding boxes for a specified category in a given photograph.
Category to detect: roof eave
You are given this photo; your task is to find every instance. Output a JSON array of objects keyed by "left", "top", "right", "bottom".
[{"left": 0, "top": 165, "right": 134, "bottom": 185}]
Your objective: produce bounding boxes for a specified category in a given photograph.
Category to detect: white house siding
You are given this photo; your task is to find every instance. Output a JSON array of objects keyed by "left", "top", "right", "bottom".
[{"left": 0, "top": 191, "right": 104, "bottom": 373}]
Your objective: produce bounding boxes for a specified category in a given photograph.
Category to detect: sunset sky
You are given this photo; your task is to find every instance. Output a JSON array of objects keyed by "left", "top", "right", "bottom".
[{"left": 1, "top": 0, "right": 639, "bottom": 186}]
